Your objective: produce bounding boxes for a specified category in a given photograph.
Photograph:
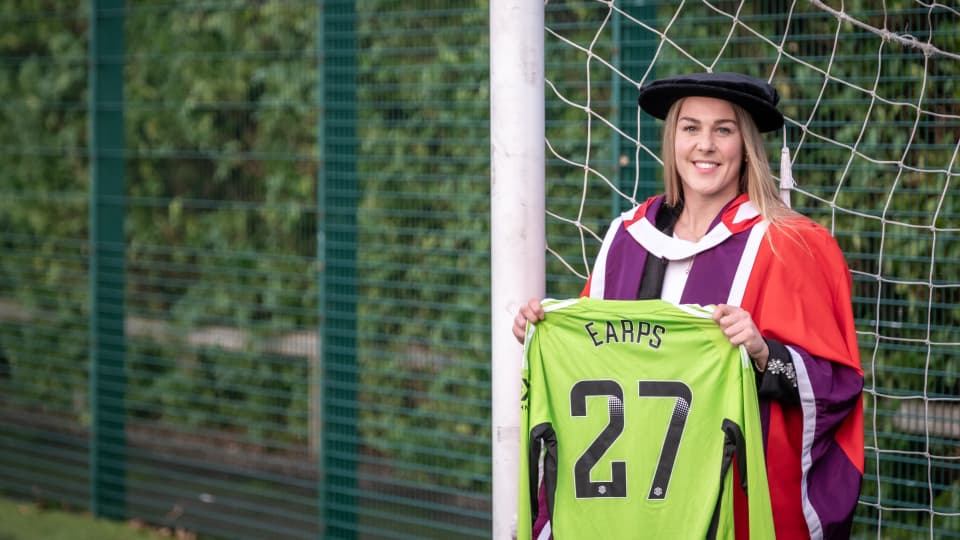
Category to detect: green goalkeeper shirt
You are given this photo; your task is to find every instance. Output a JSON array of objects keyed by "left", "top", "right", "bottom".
[{"left": 518, "top": 298, "right": 775, "bottom": 540}]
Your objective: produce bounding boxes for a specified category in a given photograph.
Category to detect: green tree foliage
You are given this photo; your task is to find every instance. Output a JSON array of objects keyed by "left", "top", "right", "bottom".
[
  {"left": 123, "top": 2, "right": 319, "bottom": 329},
  {"left": 0, "top": 1, "right": 89, "bottom": 413},
  {"left": 355, "top": 1, "right": 490, "bottom": 489}
]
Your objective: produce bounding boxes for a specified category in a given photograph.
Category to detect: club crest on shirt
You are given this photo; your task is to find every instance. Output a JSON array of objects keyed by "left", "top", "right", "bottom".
[{"left": 520, "top": 377, "right": 529, "bottom": 411}]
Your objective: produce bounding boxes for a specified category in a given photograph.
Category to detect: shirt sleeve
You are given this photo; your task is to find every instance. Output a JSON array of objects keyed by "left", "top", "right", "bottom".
[{"left": 755, "top": 337, "right": 800, "bottom": 405}]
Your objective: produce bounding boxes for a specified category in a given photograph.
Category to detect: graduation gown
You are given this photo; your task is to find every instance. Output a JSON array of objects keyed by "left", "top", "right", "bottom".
[{"left": 576, "top": 193, "right": 864, "bottom": 539}]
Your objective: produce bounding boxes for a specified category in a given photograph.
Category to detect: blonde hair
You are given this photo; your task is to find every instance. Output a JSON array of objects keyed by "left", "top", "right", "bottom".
[{"left": 660, "top": 97, "right": 798, "bottom": 225}]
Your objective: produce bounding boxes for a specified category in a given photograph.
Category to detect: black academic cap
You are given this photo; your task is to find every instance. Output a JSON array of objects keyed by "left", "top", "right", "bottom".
[{"left": 638, "top": 72, "right": 784, "bottom": 132}]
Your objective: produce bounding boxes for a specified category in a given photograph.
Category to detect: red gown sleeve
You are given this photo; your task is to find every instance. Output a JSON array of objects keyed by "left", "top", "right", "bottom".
[{"left": 741, "top": 218, "right": 864, "bottom": 540}]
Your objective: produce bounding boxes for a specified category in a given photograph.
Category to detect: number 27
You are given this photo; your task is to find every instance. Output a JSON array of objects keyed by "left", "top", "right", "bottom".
[{"left": 570, "top": 379, "right": 692, "bottom": 500}]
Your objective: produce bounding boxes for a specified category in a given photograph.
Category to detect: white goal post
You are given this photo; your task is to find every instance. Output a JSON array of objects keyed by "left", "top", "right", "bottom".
[{"left": 490, "top": 2, "right": 545, "bottom": 539}]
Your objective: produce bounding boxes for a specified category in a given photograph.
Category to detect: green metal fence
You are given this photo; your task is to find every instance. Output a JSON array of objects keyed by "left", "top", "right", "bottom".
[
  {"left": 0, "top": 1, "right": 957, "bottom": 539},
  {"left": 1, "top": 1, "right": 489, "bottom": 538}
]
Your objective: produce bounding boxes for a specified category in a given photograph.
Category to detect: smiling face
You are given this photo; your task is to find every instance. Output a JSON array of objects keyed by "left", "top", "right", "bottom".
[{"left": 672, "top": 96, "right": 745, "bottom": 205}]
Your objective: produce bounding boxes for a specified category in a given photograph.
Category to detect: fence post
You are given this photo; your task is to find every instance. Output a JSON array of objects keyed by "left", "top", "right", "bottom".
[
  {"left": 319, "top": 1, "right": 359, "bottom": 537},
  {"left": 88, "top": 0, "right": 127, "bottom": 521},
  {"left": 613, "top": 0, "right": 658, "bottom": 212}
]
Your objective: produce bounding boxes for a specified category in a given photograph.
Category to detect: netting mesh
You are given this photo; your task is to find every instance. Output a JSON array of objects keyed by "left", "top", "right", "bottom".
[{"left": 543, "top": 1, "right": 960, "bottom": 537}]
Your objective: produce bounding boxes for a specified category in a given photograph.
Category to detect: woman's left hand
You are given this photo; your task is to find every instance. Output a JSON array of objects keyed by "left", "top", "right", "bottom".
[{"left": 712, "top": 304, "right": 769, "bottom": 371}]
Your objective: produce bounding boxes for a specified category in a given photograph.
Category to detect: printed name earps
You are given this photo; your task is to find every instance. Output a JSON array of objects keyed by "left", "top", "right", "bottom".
[{"left": 583, "top": 319, "right": 666, "bottom": 349}]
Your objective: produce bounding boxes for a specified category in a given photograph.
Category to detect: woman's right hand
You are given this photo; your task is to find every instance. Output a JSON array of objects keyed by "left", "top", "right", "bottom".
[{"left": 512, "top": 298, "right": 545, "bottom": 345}]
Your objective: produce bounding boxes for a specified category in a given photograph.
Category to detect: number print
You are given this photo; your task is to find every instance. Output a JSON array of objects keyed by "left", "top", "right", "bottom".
[
  {"left": 637, "top": 381, "right": 692, "bottom": 500},
  {"left": 570, "top": 379, "right": 693, "bottom": 500},
  {"left": 570, "top": 380, "right": 627, "bottom": 498}
]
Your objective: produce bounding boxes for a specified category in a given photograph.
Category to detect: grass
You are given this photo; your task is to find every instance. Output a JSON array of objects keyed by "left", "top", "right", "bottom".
[{"left": 0, "top": 498, "right": 174, "bottom": 540}]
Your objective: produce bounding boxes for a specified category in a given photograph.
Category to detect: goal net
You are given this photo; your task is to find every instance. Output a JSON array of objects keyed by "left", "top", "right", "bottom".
[{"left": 541, "top": 1, "right": 960, "bottom": 537}]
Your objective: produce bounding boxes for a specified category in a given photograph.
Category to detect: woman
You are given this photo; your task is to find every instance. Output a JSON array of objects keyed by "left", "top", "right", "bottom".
[{"left": 514, "top": 72, "right": 863, "bottom": 539}]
